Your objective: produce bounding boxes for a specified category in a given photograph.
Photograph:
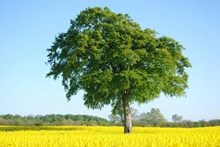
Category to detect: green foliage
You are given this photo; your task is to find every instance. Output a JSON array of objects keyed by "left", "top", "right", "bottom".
[
  {"left": 0, "top": 114, "right": 109, "bottom": 126},
  {"left": 46, "top": 7, "right": 191, "bottom": 111},
  {"left": 1, "top": 113, "right": 220, "bottom": 128}
]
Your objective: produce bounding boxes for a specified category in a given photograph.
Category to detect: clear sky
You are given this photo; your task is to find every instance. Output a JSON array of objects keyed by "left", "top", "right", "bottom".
[{"left": 1, "top": 0, "right": 220, "bottom": 121}]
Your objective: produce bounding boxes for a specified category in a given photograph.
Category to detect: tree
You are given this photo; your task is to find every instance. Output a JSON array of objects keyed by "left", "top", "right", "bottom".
[
  {"left": 140, "top": 108, "right": 167, "bottom": 126},
  {"left": 109, "top": 99, "right": 124, "bottom": 125},
  {"left": 172, "top": 114, "right": 183, "bottom": 123},
  {"left": 109, "top": 107, "right": 138, "bottom": 125},
  {"left": 46, "top": 7, "right": 191, "bottom": 133},
  {"left": 172, "top": 114, "right": 183, "bottom": 127},
  {"left": 108, "top": 113, "right": 122, "bottom": 125}
]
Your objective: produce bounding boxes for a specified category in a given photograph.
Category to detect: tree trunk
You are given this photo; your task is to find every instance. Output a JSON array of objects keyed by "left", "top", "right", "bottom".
[{"left": 122, "top": 92, "right": 132, "bottom": 133}]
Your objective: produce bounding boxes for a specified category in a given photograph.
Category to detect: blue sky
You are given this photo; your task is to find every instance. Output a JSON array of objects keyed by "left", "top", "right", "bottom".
[{"left": 1, "top": 0, "right": 220, "bottom": 121}]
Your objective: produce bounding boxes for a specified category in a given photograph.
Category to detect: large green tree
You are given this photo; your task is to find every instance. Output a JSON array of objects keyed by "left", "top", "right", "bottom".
[{"left": 46, "top": 7, "right": 191, "bottom": 133}]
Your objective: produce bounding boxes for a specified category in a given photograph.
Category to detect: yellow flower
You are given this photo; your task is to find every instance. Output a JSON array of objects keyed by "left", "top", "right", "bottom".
[{"left": 0, "top": 126, "right": 219, "bottom": 146}]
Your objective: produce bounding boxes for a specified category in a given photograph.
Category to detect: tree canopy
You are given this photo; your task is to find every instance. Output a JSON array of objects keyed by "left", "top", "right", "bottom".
[{"left": 46, "top": 7, "right": 191, "bottom": 133}]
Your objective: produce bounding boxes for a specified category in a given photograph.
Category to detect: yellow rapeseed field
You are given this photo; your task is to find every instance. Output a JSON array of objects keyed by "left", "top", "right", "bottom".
[{"left": 0, "top": 126, "right": 220, "bottom": 147}]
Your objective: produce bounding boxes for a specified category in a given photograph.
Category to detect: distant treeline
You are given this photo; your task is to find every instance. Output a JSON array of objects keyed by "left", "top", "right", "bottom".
[
  {"left": 132, "top": 119, "right": 220, "bottom": 128},
  {"left": 1, "top": 112, "right": 220, "bottom": 128},
  {"left": 0, "top": 114, "right": 109, "bottom": 126},
  {"left": 109, "top": 108, "right": 220, "bottom": 128}
]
